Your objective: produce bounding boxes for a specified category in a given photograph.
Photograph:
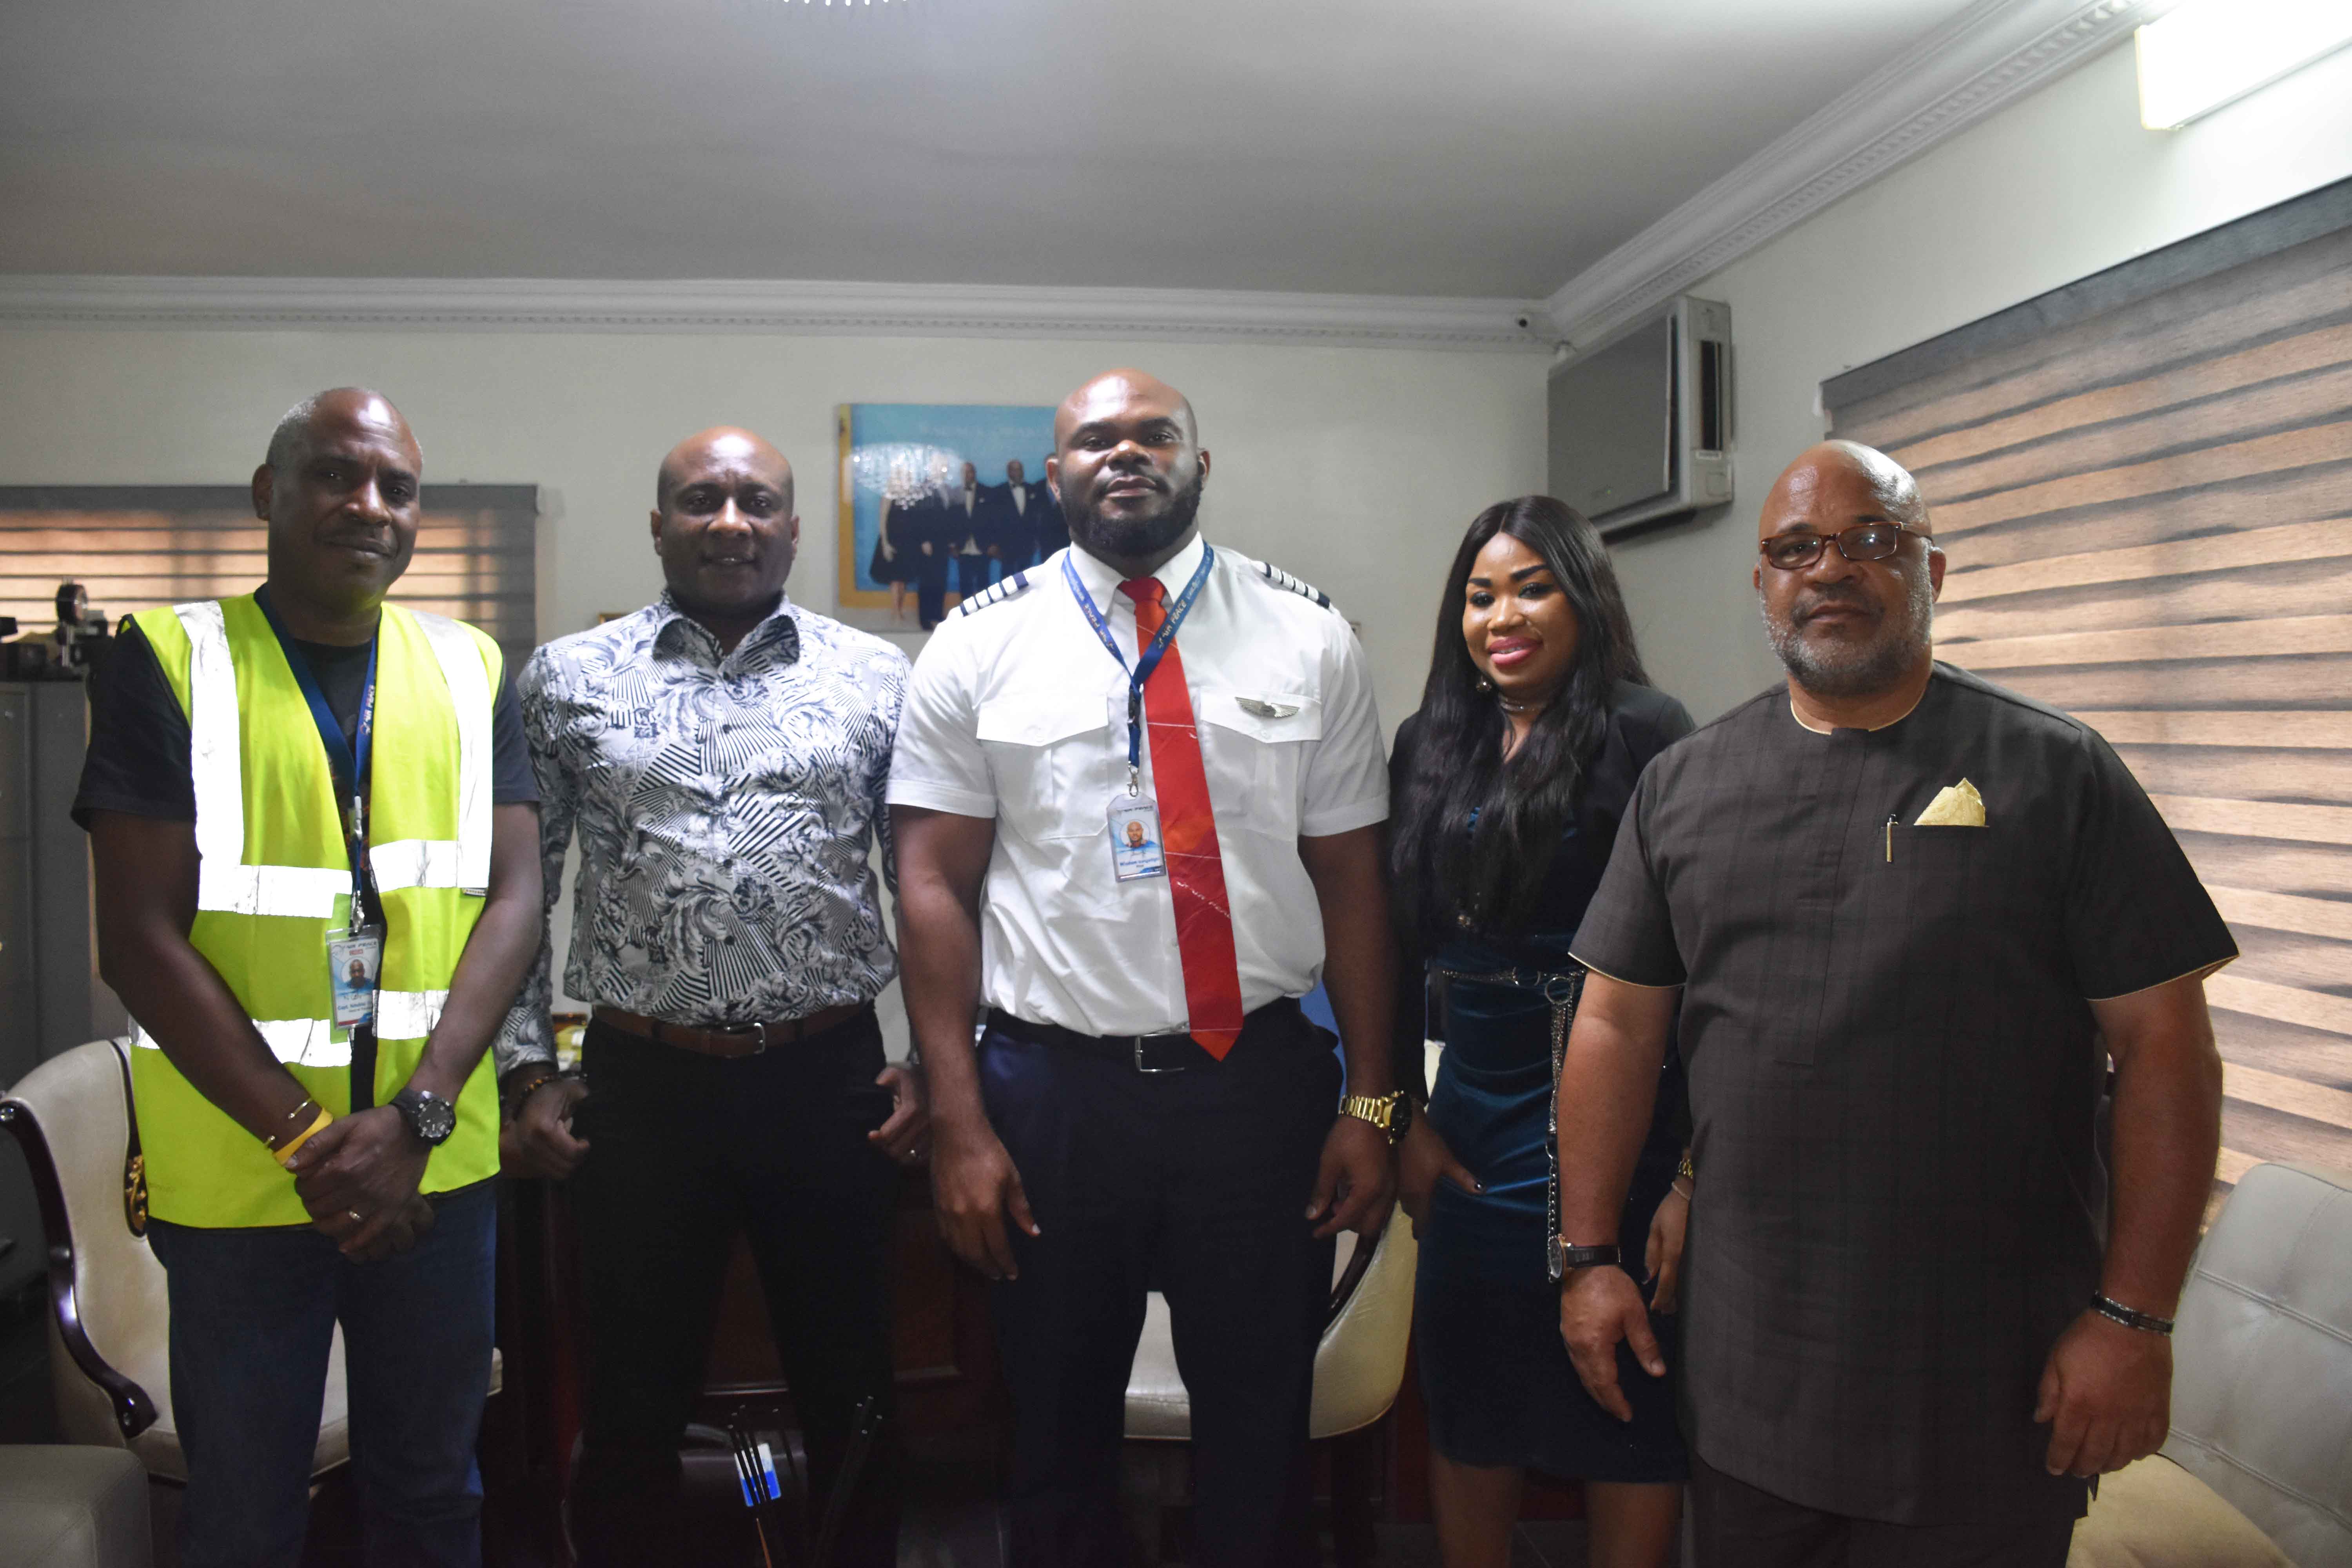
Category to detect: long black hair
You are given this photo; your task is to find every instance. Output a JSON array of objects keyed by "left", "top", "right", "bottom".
[{"left": 1390, "top": 494, "right": 1650, "bottom": 935}]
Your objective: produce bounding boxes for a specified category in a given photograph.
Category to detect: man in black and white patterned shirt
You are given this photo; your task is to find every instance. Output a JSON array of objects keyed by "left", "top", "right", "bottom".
[{"left": 499, "top": 426, "right": 922, "bottom": 1568}]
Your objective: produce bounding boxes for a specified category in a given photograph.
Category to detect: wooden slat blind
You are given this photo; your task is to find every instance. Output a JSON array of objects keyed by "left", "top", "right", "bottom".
[
  {"left": 1826, "top": 182, "right": 2352, "bottom": 1201},
  {"left": 0, "top": 485, "right": 539, "bottom": 672}
]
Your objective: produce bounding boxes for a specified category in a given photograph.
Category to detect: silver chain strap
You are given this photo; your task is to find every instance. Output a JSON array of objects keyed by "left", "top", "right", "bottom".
[{"left": 1431, "top": 963, "right": 1586, "bottom": 1281}]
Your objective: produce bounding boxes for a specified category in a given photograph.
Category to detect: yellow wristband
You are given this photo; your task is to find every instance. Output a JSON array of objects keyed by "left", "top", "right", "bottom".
[{"left": 274, "top": 1107, "right": 334, "bottom": 1168}]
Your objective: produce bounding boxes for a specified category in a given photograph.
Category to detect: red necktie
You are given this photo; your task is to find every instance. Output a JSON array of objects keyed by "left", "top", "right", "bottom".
[{"left": 1120, "top": 577, "right": 1246, "bottom": 1057}]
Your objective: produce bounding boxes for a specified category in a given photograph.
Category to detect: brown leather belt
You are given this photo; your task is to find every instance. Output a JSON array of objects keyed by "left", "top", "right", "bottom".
[{"left": 592, "top": 1002, "right": 869, "bottom": 1059}]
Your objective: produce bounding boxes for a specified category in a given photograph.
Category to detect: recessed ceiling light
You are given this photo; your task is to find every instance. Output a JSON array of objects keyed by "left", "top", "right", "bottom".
[{"left": 2136, "top": 0, "right": 2352, "bottom": 129}]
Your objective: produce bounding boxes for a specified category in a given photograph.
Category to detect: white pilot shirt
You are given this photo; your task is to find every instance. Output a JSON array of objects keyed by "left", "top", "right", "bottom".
[{"left": 886, "top": 534, "right": 1389, "bottom": 1036}]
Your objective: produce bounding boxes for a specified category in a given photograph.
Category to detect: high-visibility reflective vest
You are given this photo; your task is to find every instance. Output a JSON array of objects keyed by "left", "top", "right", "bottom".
[{"left": 126, "top": 594, "right": 503, "bottom": 1228}]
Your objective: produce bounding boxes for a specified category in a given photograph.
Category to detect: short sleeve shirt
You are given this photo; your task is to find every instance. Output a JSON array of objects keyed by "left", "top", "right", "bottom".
[
  {"left": 1572, "top": 664, "right": 2235, "bottom": 1525},
  {"left": 886, "top": 536, "right": 1388, "bottom": 1036}
]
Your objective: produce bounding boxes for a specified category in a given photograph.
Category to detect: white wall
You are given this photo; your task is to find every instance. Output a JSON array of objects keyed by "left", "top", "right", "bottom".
[
  {"left": 0, "top": 329, "right": 1545, "bottom": 731},
  {"left": 1609, "top": 36, "right": 2352, "bottom": 723},
  {"left": 0, "top": 325, "right": 1546, "bottom": 1047}
]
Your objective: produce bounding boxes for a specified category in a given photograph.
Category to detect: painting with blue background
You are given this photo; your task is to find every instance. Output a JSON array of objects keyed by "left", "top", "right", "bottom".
[{"left": 843, "top": 403, "right": 1056, "bottom": 596}]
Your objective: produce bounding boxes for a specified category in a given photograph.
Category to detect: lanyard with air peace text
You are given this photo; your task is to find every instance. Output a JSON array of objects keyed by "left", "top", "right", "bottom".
[
  {"left": 1062, "top": 546, "right": 1214, "bottom": 882},
  {"left": 254, "top": 587, "right": 384, "bottom": 1030}
]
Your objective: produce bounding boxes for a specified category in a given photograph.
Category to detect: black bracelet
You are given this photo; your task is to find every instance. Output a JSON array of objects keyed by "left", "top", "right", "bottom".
[{"left": 2089, "top": 1292, "right": 2174, "bottom": 1336}]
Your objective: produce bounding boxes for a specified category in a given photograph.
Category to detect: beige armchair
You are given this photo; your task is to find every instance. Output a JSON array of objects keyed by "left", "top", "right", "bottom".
[
  {"left": 1122, "top": 1203, "right": 1419, "bottom": 1443},
  {"left": 2069, "top": 1161, "right": 2352, "bottom": 1568},
  {"left": 1120, "top": 1208, "right": 1418, "bottom": 1566},
  {"left": 1121, "top": 1036, "right": 1434, "bottom": 1566},
  {"left": 0, "top": 1038, "right": 352, "bottom": 1482}
]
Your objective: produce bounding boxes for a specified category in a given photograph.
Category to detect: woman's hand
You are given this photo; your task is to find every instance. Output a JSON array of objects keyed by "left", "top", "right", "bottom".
[
  {"left": 1644, "top": 1182, "right": 1690, "bottom": 1312},
  {"left": 1396, "top": 1116, "right": 1479, "bottom": 1238}
]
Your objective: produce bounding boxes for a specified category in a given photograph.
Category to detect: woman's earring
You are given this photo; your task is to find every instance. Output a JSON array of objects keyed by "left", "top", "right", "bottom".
[{"left": 1475, "top": 675, "right": 1495, "bottom": 694}]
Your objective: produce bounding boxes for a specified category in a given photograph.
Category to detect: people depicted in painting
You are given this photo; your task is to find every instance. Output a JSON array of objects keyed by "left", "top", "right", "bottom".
[
  {"left": 907, "top": 457, "right": 956, "bottom": 630},
  {"left": 979, "top": 457, "right": 1046, "bottom": 581},
  {"left": 869, "top": 462, "right": 920, "bottom": 625}
]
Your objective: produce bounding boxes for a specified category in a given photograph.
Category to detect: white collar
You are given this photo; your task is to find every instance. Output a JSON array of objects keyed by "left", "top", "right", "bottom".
[{"left": 1065, "top": 532, "right": 1209, "bottom": 614}]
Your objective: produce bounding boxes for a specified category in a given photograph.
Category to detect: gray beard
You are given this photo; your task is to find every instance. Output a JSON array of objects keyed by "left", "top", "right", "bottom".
[{"left": 1762, "top": 566, "right": 1935, "bottom": 698}]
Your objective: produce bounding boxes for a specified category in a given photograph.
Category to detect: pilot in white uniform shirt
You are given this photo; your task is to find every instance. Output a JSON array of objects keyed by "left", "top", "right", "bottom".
[{"left": 884, "top": 531, "right": 1390, "bottom": 1034}]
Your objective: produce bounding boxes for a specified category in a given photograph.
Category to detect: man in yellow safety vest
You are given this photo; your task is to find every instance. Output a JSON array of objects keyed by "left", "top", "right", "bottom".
[{"left": 75, "top": 387, "right": 544, "bottom": 1568}]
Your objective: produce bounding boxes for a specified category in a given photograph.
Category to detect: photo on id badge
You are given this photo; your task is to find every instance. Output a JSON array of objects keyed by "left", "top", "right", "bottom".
[
  {"left": 1110, "top": 799, "right": 1166, "bottom": 881},
  {"left": 329, "top": 932, "right": 382, "bottom": 1028}
]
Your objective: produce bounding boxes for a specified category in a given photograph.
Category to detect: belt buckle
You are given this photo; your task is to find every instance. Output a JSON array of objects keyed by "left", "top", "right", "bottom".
[
  {"left": 1132, "top": 1034, "right": 1186, "bottom": 1074},
  {"left": 746, "top": 1020, "right": 769, "bottom": 1056}
]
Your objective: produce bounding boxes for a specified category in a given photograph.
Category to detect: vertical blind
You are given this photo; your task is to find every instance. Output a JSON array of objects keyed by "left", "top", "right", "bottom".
[
  {"left": 1824, "top": 179, "right": 2352, "bottom": 1201},
  {"left": 0, "top": 484, "right": 540, "bottom": 673}
]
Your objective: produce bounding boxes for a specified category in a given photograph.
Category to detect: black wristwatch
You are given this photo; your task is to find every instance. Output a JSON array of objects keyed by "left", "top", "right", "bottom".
[
  {"left": 1548, "top": 1239, "right": 1622, "bottom": 1277},
  {"left": 390, "top": 1087, "right": 457, "bottom": 1147}
]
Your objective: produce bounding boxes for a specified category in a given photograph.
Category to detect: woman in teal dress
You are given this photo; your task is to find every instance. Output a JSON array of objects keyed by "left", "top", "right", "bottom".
[{"left": 1389, "top": 495, "right": 1695, "bottom": 1568}]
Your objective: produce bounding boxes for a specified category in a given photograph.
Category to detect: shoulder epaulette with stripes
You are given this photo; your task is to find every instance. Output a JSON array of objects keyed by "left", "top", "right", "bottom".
[
  {"left": 1252, "top": 560, "right": 1336, "bottom": 612},
  {"left": 952, "top": 570, "right": 1035, "bottom": 617}
]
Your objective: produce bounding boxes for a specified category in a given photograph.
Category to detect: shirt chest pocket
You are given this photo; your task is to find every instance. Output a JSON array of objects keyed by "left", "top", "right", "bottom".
[
  {"left": 977, "top": 689, "right": 1123, "bottom": 844},
  {"left": 1197, "top": 690, "right": 1322, "bottom": 840},
  {"left": 1881, "top": 821, "right": 2005, "bottom": 941}
]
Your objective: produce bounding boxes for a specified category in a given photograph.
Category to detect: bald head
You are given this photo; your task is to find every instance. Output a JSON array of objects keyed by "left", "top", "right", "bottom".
[
  {"left": 1761, "top": 441, "right": 1928, "bottom": 542},
  {"left": 1054, "top": 369, "right": 1197, "bottom": 449},
  {"left": 266, "top": 387, "right": 417, "bottom": 474},
  {"left": 658, "top": 426, "right": 793, "bottom": 513}
]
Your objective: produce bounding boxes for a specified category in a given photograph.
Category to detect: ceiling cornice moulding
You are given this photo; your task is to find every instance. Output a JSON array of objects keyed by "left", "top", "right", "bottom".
[
  {"left": 1543, "top": 0, "right": 2164, "bottom": 353},
  {"left": 0, "top": 274, "right": 1553, "bottom": 353}
]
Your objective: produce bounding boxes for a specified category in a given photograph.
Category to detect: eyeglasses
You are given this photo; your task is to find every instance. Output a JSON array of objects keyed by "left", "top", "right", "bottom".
[{"left": 1759, "top": 521, "right": 1929, "bottom": 571}]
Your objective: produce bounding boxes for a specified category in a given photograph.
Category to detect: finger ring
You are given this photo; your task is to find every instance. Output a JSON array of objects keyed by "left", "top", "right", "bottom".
[{"left": 347, "top": 1209, "right": 365, "bottom": 1224}]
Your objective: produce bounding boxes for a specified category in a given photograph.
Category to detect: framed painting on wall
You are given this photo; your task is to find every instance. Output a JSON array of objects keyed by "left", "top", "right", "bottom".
[{"left": 834, "top": 403, "right": 1061, "bottom": 634}]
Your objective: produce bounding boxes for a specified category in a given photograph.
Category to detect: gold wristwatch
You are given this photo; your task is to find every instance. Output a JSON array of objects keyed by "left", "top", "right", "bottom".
[{"left": 1341, "top": 1091, "right": 1412, "bottom": 1146}]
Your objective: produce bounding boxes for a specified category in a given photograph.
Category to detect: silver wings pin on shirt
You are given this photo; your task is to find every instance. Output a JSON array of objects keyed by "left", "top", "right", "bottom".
[{"left": 1235, "top": 697, "right": 1301, "bottom": 719}]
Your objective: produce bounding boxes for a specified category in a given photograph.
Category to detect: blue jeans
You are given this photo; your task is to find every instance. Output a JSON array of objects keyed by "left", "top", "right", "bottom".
[{"left": 147, "top": 1180, "right": 497, "bottom": 1568}]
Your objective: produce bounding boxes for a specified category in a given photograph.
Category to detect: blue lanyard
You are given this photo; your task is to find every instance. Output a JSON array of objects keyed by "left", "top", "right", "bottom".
[
  {"left": 254, "top": 587, "right": 378, "bottom": 930},
  {"left": 1062, "top": 545, "right": 1215, "bottom": 793}
]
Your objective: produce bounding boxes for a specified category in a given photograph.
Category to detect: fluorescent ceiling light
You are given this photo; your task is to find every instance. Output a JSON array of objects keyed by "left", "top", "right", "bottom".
[{"left": 2137, "top": 0, "right": 2352, "bottom": 129}]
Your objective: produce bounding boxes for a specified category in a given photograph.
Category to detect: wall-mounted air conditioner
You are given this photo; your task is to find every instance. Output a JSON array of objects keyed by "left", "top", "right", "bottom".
[{"left": 1547, "top": 294, "right": 1732, "bottom": 537}]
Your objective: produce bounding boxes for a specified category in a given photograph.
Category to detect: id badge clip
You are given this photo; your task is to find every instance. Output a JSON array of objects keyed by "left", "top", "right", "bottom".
[
  {"left": 328, "top": 924, "right": 384, "bottom": 1029},
  {"left": 1109, "top": 795, "right": 1167, "bottom": 882}
]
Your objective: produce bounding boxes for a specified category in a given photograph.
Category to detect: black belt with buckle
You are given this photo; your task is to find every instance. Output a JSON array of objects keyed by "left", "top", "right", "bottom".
[{"left": 985, "top": 998, "right": 1305, "bottom": 1074}]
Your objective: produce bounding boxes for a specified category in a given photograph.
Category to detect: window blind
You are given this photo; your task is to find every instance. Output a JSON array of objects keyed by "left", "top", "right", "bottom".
[
  {"left": 0, "top": 484, "right": 540, "bottom": 674},
  {"left": 1824, "top": 178, "right": 2352, "bottom": 1200}
]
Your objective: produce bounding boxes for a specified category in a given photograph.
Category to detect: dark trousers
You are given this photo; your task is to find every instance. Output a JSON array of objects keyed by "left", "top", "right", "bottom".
[
  {"left": 1690, "top": 1454, "right": 2078, "bottom": 1568},
  {"left": 568, "top": 1012, "right": 902, "bottom": 1568},
  {"left": 917, "top": 579, "right": 947, "bottom": 628},
  {"left": 147, "top": 1181, "right": 497, "bottom": 1568},
  {"left": 980, "top": 1006, "right": 1342, "bottom": 1568},
  {"left": 956, "top": 554, "right": 992, "bottom": 598}
]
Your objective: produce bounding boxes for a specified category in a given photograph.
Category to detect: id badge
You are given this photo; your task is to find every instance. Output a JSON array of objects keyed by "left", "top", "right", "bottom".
[
  {"left": 1109, "top": 798, "right": 1168, "bottom": 881},
  {"left": 328, "top": 929, "right": 384, "bottom": 1028}
]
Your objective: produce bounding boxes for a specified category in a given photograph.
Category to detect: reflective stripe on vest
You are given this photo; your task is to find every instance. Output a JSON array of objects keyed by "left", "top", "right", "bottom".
[
  {"left": 174, "top": 600, "right": 490, "bottom": 911},
  {"left": 131, "top": 989, "right": 448, "bottom": 1069},
  {"left": 125, "top": 595, "right": 502, "bottom": 1228}
]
